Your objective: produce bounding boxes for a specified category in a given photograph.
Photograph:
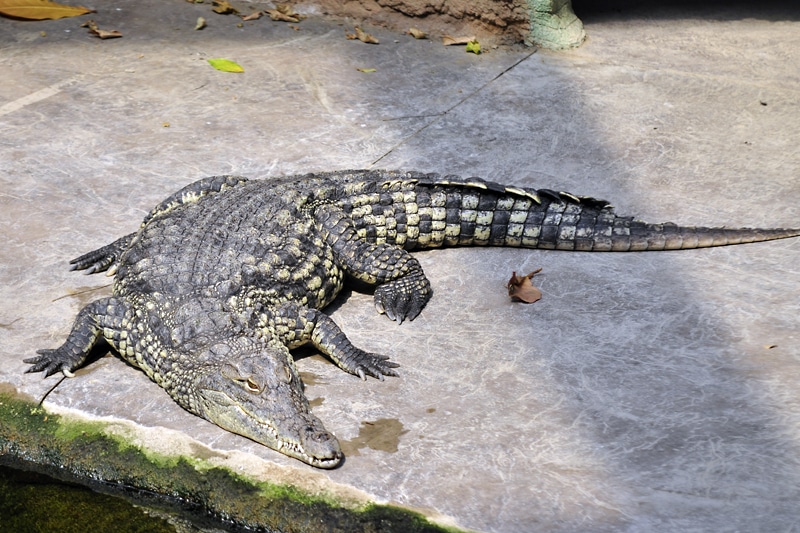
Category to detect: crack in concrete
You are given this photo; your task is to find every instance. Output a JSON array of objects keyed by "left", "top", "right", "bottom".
[{"left": 370, "top": 48, "right": 538, "bottom": 167}]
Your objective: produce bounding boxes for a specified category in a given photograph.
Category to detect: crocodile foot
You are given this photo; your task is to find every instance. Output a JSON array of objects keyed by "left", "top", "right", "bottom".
[
  {"left": 24, "top": 348, "right": 79, "bottom": 378},
  {"left": 374, "top": 271, "right": 432, "bottom": 323},
  {"left": 337, "top": 347, "right": 399, "bottom": 381}
]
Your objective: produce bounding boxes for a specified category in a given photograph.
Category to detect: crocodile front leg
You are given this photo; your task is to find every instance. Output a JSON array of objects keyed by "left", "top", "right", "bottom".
[
  {"left": 252, "top": 302, "right": 399, "bottom": 380},
  {"left": 314, "top": 203, "right": 432, "bottom": 322},
  {"left": 25, "top": 297, "right": 131, "bottom": 377}
]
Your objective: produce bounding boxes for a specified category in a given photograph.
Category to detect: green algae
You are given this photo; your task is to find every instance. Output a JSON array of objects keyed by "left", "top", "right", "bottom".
[
  {"left": 0, "top": 464, "right": 175, "bottom": 533},
  {"left": 0, "top": 388, "right": 461, "bottom": 532}
]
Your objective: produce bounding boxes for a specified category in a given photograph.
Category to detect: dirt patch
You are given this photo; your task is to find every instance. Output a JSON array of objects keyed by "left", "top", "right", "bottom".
[{"left": 298, "top": 0, "right": 532, "bottom": 45}]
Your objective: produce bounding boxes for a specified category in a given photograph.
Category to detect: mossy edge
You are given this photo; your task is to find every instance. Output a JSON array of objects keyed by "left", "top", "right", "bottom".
[{"left": 0, "top": 388, "right": 464, "bottom": 533}]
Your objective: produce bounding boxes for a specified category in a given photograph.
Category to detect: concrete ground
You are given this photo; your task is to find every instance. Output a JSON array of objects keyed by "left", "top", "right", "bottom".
[{"left": 2, "top": 1, "right": 800, "bottom": 531}]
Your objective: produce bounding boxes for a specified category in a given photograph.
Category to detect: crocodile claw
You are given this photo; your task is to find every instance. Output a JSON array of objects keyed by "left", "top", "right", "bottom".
[
  {"left": 24, "top": 349, "right": 76, "bottom": 378},
  {"left": 338, "top": 348, "right": 399, "bottom": 381},
  {"left": 68, "top": 233, "right": 134, "bottom": 275},
  {"left": 374, "top": 272, "right": 431, "bottom": 323}
]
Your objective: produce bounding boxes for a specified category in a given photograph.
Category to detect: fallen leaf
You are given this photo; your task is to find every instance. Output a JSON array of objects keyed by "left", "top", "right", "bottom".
[
  {"left": 276, "top": 3, "right": 301, "bottom": 16},
  {"left": 212, "top": 0, "right": 237, "bottom": 14},
  {"left": 407, "top": 27, "right": 427, "bottom": 39},
  {"left": 266, "top": 4, "right": 304, "bottom": 22},
  {"left": 356, "top": 67, "right": 376, "bottom": 73},
  {"left": 0, "top": 0, "right": 93, "bottom": 20},
  {"left": 346, "top": 26, "right": 379, "bottom": 44},
  {"left": 466, "top": 40, "right": 481, "bottom": 54},
  {"left": 207, "top": 58, "right": 244, "bottom": 73},
  {"left": 94, "top": 28, "right": 121, "bottom": 39},
  {"left": 442, "top": 34, "right": 475, "bottom": 46},
  {"left": 81, "top": 19, "right": 122, "bottom": 39},
  {"left": 240, "top": 10, "right": 261, "bottom": 21},
  {"left": 265, "top": 8, "right": 297, "bottom": 22},
  {"left": 507, "top": 268, "right": 543, "bottom": 304},
  {"left": 195, "top": 16, "right": 206, "bottom": 30}
]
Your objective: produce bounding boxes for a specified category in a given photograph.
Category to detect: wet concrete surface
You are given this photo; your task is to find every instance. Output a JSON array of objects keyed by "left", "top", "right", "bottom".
[{"left": 2, "top": 1, "right": 800, "bottom": 531}]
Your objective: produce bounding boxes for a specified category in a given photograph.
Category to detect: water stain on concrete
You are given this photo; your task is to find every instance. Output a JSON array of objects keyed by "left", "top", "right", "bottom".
[
  {"left": 308, "top": 396, "right": 325, "bottom": 408},
  {"left": 341, "top": 418, "right": 409, "bottom": 457},
  {"left": 299, "top": 370, "right": 325, "bottom": 386}
]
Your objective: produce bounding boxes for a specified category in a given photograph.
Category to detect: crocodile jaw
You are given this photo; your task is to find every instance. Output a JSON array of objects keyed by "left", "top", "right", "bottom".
[
  {"left": 196, "top": 388, "right": 342, "bottom": 468},
  {"left": 187, "top": 344, "right": 343, "bottom": 468}
]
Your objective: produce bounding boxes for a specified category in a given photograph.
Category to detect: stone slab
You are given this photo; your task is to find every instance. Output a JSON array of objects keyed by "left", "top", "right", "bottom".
[{"left": 1, "top": 1, "right": 799, "bottom": 531}]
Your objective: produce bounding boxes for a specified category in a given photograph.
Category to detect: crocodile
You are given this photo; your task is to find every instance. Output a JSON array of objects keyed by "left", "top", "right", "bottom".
[{"left": 25, "top": 169, "right": 800, "bottom": 468}]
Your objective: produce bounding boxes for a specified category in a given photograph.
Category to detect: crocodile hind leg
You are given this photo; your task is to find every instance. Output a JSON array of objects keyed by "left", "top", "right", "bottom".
[
  {"left": 70, "top": 233, "right": 135, "bottom": 275},
  {"left": 25, "top": 297, "right": 129, "bottom": 377},
  {"left": 254, "top": 302, "right": 399, "bottom": 380},
  {"left": 69, "top": 176, "right": 249, "bottom": 276},
  {"left": 314, "top": 204, "right": 432, "bottom": 323}
]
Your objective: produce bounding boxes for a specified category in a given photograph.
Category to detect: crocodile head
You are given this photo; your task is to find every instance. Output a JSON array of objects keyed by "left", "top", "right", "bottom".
[{"left": 189, "top": 338, "right": 343, "bottom": 468}]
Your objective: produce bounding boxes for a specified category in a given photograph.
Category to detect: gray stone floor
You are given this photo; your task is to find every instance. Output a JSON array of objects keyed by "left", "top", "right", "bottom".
[{"left": 2, "top": 1, "right": 800, "bottom": 531}]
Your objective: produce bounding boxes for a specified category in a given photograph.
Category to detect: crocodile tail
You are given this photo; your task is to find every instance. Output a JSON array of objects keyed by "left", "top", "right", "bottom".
[
  {"left": 341, "top": 173, "right": 800, "bottom": 251},
  {"left": 567, "top": 222, "right": 800, "bottom": 251}
]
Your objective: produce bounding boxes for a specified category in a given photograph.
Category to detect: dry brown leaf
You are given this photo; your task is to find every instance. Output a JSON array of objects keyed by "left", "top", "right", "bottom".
[
  {"left": 346, "top": 26, "right": 379, "bottom": 44},
  {"left": 507, "top": 268, "right": 543, "bottom": 304},
  {"left": 0, "top": 0, "right": 94, "bottom": 20},
  {"left": 212, "top": 0, "right": 237, "bottom": 15},
  {"left": 275, "top": 4, "right": 303, "bottom": 18},
  {"left": 442, "top": 34, "right": 476, "bottom": 46},
  {"left": 266, "top": 4, "right": 304, "bottom": 22},
  {"left": 357, "top": 26, "right": 379, "bottom": 44},
  {"left": 92, "top": 28, "right": 121, "bottom": 39},
  {"left": 81, "top": 19, "right": 122, "bottom": 39},
  {"left": 240, "top": 10, "right": 262, "bottom": 21},
  {"left": 407, "top": 27, "right": 427, "bottom": 39},
  {"left": 265, "top": 8, "right": 297, "bottom": 22}
]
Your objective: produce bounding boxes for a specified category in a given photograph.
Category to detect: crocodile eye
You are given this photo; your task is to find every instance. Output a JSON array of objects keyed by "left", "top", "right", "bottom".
[
  {"left": 274, "top": 365, "right": 293, "bottom": 384},
  {"left": 244, "top": 378, "right": 260, "bottom": 393}
]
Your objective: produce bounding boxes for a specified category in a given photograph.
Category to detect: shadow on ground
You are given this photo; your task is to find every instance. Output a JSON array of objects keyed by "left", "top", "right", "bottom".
[{"left": 1, "top": 1, "right": 799, "bottom": 531}]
